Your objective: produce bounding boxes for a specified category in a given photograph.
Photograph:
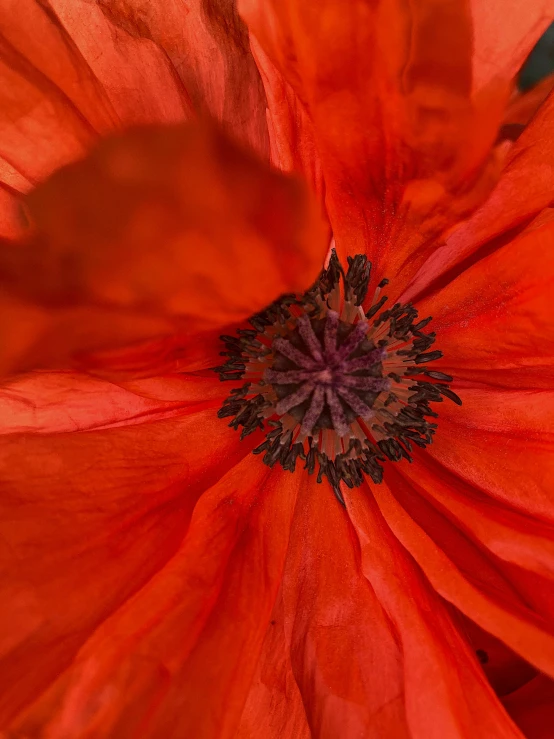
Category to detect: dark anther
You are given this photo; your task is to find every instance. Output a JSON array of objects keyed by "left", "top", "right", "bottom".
[
  {"left": 365, "top": 296, "right": 388, "bottom": 319},
  {"left": 214, "top": 250, "right": 461, "bottom": 497},
  {"left": 414, "top": 351, "right": 443, "bottom": 364}
]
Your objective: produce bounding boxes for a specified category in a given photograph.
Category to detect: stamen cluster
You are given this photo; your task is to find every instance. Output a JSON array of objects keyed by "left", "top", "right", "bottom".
[{"left": 215, "top": 253, "right": 460, "bottom": 504}]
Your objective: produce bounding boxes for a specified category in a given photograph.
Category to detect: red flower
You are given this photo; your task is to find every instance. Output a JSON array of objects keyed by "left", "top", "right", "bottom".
[{"left": 1, "top": 1, "right": 554, "bottom": 738}]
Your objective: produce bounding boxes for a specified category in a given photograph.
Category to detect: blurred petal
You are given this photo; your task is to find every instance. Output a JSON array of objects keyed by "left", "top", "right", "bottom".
[
  {"left": 500, "top": 73, "right": 554, "bottom": 141},
  {"left": 471, "top": 1, "right": 554, "bottom": 94},
  {"left": 281, "top": 476, "right": 408, "bottom": 738},
  {"left": 240, "top": 0, "right": 507, "bottom": 298},
  {"left": 13, "top": 458, "right": 299, "bottom": 738},
  {"left": 0, "top": 293, "right": 178, "bottom": 378},
  {"left": 347, "top": 491, "right": 526, "bottom": 739},
  {"left": 404, "top": 90, "right": 554, "bottom": 302},
  {"left": 0, "top": 408, "right": 248, "bottom": 728},
  {"left": 418, "top": 217, "right": 554, "bottom": 388},
  {"left": 503, "top": 675, "right": 554, "bottom": 739},
  {"left": 80, "top": 326, "right": 227, "bottom": 380},
  {"left": 0, "top": 122, "right": 327, "bottom": 377}
]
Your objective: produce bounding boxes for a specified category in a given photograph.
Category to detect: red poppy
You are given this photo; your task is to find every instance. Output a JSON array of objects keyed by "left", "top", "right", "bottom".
[{"left": 1, "top": 1, "right": 554, "bottom": 738}]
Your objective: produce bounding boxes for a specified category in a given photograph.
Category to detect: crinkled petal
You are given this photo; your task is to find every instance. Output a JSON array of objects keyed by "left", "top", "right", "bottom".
[
  {"left": 0, "top": 0, "right": 271, "bottom": 231},
  {"left": 85, "top": 0, "right": 269, "bottom": 156},
  {"left": 426, "top": 389, "right": 554, "bottom": 525},
  {"left": 0, "top": 408, "right": 248, "bottom": 729},
  {"left": 0, "top": 369, "right": 226, "bottom": 433},
  {"left": 404, "top": 91, "right": 554, "bottom": 302},
  {"left": 248, "top": 36, "right": 326, "bottom": 202},
  {"left": 370, "top": 460, "right": 554, "bottom": 681},
  {"left": 0, "top": 122, "right": 327, "bottom": 378},
  {"left": 0, "top": 0, "right": 116, "bottom": 186},
  {"left": 235, "top": 588, "right": 311, "bottom": 739},
  {"left": 409, "top": 388, "right": 554, "bottom": 566},
  {"left": 417, "top": 217, "right": 554, "bottom": 388},
  {"left": 240, "top": 0, "right": 507, "bottom": 298},
  {"left": 11, "top": 458, "right": 299, "bottom": 738},
  {"left": 346, "top": 491, "right": 526, "bottom": 739},
  {"left": 281, "top": 476, "right": 409, "bottom": 738}
]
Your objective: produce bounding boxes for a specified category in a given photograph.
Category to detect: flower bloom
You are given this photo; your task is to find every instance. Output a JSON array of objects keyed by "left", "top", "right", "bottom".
[{"left": 1, "top": 1, "right": 554, "bottom": 738}]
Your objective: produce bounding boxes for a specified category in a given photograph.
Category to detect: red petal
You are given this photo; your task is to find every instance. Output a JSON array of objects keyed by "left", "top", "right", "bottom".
[
  {"left": 235, "top": 589, "right": 311, "bottom": 739},
  {"left": 371, "top": 460, "right": 554, "bottom": 679},
  {"left": 0, "top": 122, "right": 327, "bottom": 377},
  {"left": 426, "top": 388, "right": 554, "bottom": 526},
  {"left": 14, "top": 458, "right": 299, "bottom": 738},
  {"left": 471, "top": 0, "right": 554, "bottom": 93},
  {"left": 281, "top": 476, "right": 409, "bottom": 738},
  {"left": 240, "top": 0, "right": 507, "bottom": 298},
  {"left": 0, "top": 370, "right": 226, "bottom": 433},
  {"left": 249, "top": 37, "right": 326, "bottom": 202},
  {"left": 503, "top": 675, "right": 554, "bottom": 739},
  {"left": 347, "top": 490, "right": 526, "bottom": 739},
  {"left": 0, "top": 408, "right": 248, "bottom": 728},
  {"left": 418, "top": 217, "right": 554, "bottom": 388},
  {"left": 81, "top": 324, "right": 235, "bottom": 380},
  {"left": 0, "top": 0, "right": 271, "bottom": 231},
  {"left": 82, "top": 0, "right": 269, "bottom": 156},
  {"left": 405, "top": 91, "right": 554, "bottom": 303}
]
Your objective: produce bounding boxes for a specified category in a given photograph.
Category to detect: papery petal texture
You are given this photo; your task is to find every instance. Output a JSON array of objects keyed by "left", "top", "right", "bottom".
[
  {"left": 240, "top": 0, "right": 509, "bottom": 297},
  {"left": 12, "top": 458, "right": 300, "bottom": 739},
  {"left": 417, "top": 216, "right": 554, "bottom": 388},
  {"left": 404, "top": 91, "right": 554, "bottom": 302},
  {"left": 347, "top": 492, "right": 526, "bottom": 739},
  {"left": 0, "top": 407, "right": 250, "bottom": 729},
  {"left": 0, "top": 0, "right": 270, "bottom": 234},
  {"left": 279, "top": 476, "right": 408, "bottom": 739}
]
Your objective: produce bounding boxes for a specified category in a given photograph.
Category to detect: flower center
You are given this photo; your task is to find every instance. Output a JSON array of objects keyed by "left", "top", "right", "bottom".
[{"left": 215, "top": 252, "right": 460, "bottom": 504}]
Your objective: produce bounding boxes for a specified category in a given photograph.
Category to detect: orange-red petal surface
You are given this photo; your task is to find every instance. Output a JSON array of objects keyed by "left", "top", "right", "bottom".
[
  {"left": 426, "top": 389, "right": 554, "bottom": 526},
  {"left": 77, "top": 0, "right": 270, "bottom": 156},
  {"left": 471, "top": 0, "right": 554, "bottom": 93},
  {"left": 281, "top": 476, "right": 409, "bottom": 738},
  {"left": 240, "top": 0, "right": 507, "bottom": 298},
  {"left": 0, "top": 121, "right": 327, "bottom": 378},
  {"left": 503, "top": 675, "right": 554, "bottom": 739},
  {"left": 501, "top": 74, "right": 554, "bottom": 140},
  {"left": 404, "top": 91, "right": 554, "bottom": 302},
  {"left": 0, "top": 408, "right": 249, "bottom": 730},
  {"left": 417, "top": 216, "right": 554, "bottom": 388},
  {"left": 370, "top": 462, "right": 554, "bottom": 681},
  {"left": 0, "top": 370, "right": 226, "bottom": 433},
  {"left": 12, "top": 458, "right": 299, "bottom": 738},
  {"left": 235, "top": 588, "right": 311, "bottom": 739},
  {"left": 347, "top": 491, "right": 526, "bottom": 739},
  {"left": 0, "top": 0, "right": 271, "bottom": 234}
]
